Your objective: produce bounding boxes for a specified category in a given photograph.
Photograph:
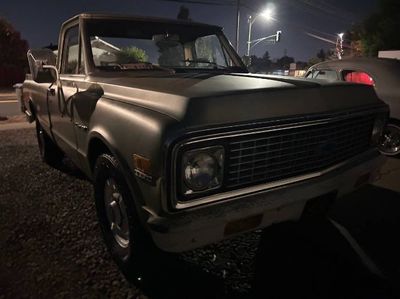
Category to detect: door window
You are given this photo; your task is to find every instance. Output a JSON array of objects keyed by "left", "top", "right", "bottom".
[
  {"left": 62, "top": 26, "right": 81, "bottom": 74},
  {"left": 313, "top": 69, "right": 339, "bottom": 82}
]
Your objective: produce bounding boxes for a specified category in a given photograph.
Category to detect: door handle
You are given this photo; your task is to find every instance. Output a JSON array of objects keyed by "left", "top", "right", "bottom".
[
  {"left": 47, "top": 88, "right": 55, "bottom": 96},
  {"left": 72, "top": 82, "right": 79, "bottom": 93}
]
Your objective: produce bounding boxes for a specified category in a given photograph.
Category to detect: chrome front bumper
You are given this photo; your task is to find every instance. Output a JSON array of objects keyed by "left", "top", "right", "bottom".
[{"left": 148, "top": 149, "right": 385, "bottom": 252}]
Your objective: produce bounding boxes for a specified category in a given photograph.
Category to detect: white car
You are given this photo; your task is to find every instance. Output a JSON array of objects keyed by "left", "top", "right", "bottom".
[{"left": 306, "top": 57, "right": 400, "bottom": 156}]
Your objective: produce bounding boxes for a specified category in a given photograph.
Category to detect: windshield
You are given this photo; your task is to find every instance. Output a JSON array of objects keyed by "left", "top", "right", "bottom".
[{"left": 86, "top": 19, "right": 243, "bottom": 72}]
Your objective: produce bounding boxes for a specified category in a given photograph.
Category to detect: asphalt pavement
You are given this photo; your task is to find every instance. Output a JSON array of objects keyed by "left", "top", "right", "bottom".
[
  {"left": 0, "top": 126, "right": 399, "bottom": 298},
  {"left": 0, "top": 87, "right": 399, "bottom": 297},
  {"left": 0, "top": 91, "right": 20, "bottom": 117}
]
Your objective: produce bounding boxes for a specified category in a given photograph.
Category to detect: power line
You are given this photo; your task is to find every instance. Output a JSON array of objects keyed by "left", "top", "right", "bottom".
[{"left": 157, "top": 0, "right": 236, "bottom": 6}]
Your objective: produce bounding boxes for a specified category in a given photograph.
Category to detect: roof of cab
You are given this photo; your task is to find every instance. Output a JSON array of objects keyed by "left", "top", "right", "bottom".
[
  {"left": 62, "top": 12, "right": 222, "bottom": 30},
  {"left": 311, "top": 57, "right": 400, "bottom": 73}
]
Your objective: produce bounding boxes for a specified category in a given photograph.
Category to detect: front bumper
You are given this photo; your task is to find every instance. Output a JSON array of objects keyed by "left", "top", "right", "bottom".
[{"left": 147, "top": 149, "right": 385, "bottom": 252}]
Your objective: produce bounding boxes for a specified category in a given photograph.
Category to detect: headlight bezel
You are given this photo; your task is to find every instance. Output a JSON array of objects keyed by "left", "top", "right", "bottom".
[
  {"left": 181, "top": 146, "right": 225, "bottom": 195},
  {"left": 175, "top": 144, "right": 226, "bottom": 202}
]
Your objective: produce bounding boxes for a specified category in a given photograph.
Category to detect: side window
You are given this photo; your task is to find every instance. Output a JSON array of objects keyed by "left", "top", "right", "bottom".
[
  {"left": 194, "top": 35, "right": 227, "bottom": 67},
  {"left": 342, "top": 70, "right": 375, "bottom": 86},
  {"left": 62, "top": 26, "right": 80, "bottom": 74},
  {"left": 305, "top": 70, "right": 314, "bottom": 78},
  {"left": 314, "top": 69, "right": 339, "bottom": 82}
]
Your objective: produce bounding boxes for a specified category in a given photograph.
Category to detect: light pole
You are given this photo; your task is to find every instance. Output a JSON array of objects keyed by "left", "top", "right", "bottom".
[
  {"left": 337, "top": 32, "right": 344, "bottom": 59},
  {"left": 235, "top": 0, "right": 240, "bottom": 52},
  {"left": 246, "top": 7, "right": 274, "bottom": 57}
]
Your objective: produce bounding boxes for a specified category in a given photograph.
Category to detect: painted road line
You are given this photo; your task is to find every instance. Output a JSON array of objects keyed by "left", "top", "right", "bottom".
[
  {"left": 329, "top": 218, "right": 385, "bottom": 279},
  {"left": 0, "top": 100, "right": 18, "bottom": 103}
]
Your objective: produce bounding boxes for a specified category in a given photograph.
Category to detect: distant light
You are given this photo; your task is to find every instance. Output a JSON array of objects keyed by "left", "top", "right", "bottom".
[
  {"left": 338, "top": 33, "right": 344, "bottom": 38},
  {"left": 260, "top": 8, "right": 273, "bottom": 21}
]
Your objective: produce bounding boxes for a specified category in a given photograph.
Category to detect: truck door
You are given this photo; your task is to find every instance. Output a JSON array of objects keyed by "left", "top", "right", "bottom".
[{"left": 48, "top": 24, "right": 84, "bottom": 164}]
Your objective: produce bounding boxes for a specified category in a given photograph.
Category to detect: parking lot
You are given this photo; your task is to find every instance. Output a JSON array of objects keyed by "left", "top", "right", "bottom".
[{"left": 0, "top": 118, "right": 399, "bottom": 298}]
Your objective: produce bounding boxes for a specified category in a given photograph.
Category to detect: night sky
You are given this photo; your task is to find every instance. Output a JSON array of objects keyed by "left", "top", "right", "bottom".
[{"left": 1, "top": 0, "right": 379, "bottom": 61}]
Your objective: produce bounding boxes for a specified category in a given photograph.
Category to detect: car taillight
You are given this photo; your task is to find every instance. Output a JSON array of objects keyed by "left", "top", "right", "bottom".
[{"left": 344, "top": 72, "right": 375, "bottom": 86}]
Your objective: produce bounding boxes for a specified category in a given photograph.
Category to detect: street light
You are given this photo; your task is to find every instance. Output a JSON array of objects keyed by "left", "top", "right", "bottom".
[
  {"left": 246, "top": 7, "right": 275, "bottom": 57},
  {"left": 336, "top": 32, "right": 344, "bottom": 59}
]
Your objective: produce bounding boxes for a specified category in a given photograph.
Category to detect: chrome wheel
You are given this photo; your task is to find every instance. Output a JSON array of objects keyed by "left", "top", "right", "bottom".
[
  {"left": 104, "top": 178, "right": 130, "bottom": 250},
  {"left": 379, "top": 123, "right": 400, "bottom": 156}
]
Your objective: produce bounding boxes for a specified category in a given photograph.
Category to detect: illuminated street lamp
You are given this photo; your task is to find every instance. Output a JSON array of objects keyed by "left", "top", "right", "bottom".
[
  {"left": 246, "top": 7, "right": 274, "bottom": 57},
  {"left": 337, "top": 32, "right": 344, "bottom": 59}
]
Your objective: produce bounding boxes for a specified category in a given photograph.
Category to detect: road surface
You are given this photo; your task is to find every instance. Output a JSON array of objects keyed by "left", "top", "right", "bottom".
[
  {"left": 0, "top": 127, "right": 399, "bottom": 298},
  {"left": 0, "top": 92, "right": 19, "bottom": 117}
]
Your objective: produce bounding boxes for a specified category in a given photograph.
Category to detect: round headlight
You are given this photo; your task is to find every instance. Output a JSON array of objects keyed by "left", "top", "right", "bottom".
[{"left": 184, "top": 153, "right": 219, "bottom": 191}]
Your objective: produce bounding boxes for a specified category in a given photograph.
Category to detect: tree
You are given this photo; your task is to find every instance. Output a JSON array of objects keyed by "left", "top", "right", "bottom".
[
  {"left": 116, "top": 46, "right": 148, "bottom": 63},
  {"left": 348, "top": 0, "right": 400, "bottom": 56},
  {"left": 307, "top": 57, "right": 322, "bottom": 68},
  {"left": 247, "top": 51, "right": 272, "bottom": 73},
  {"left": 276, "top": 55, "right": 294, "bottom": 69},
  {"left": 177, "top": 6, "right": 191, "bottom": 20},
  {"left": 0, "top": 18, "right": 28, "bottom": 69},
  {"left": 316, "top": 49, "right": 326, "bottom": 61},
  {"left": 262, "top": 51, "right": 270, "bottom": 61}
]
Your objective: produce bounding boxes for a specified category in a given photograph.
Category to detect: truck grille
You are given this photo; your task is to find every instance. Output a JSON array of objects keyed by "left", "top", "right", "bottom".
[{"left": 226, "top": 114, "right": 375, "bottom": 188}]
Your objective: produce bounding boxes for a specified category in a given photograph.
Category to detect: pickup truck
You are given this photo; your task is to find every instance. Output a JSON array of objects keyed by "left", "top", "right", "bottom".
[{"left": 18, "top": 13, "right": 388, "bottom": 275}]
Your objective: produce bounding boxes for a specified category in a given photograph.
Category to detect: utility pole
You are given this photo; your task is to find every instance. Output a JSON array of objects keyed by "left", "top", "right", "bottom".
[
  {"left": 246, "top": 15, "right": 253, "bottom": 57},
  {"left": 235, "top": 0, "right": 240, "bottom": 53}
]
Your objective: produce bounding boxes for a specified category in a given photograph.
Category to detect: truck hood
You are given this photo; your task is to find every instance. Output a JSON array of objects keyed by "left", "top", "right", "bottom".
[{"left": 89, "top": 72, "right": 382, "bottom": 128}]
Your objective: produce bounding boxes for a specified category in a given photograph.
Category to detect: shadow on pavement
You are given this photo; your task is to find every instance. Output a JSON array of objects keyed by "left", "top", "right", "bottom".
[
  {"left": 253, "top": 217, "right": 394, "bottom": 299},
  {"left": 124, "top": 185, "right": 400, "bottom": 299},
  {"left": 53, "top": 156, "right": 88, "bottom": 180},
  {"left": 254, "top": 185, "right": 400, "bottom": 298},
  {"left": 331, "top": 185, "right": 400, "bottom": 292},
  {"left": 125, "top": 254, "right": 228, "bottom": 299}
]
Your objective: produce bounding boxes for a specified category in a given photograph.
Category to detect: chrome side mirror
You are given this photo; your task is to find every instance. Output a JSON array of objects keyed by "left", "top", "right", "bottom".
[{"left": 27, "top": 49, "right": 59, "bottom": 84}]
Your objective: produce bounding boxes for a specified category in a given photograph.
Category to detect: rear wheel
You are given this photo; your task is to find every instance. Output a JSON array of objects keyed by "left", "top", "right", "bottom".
[
  {"left": 93, "top": 153, "right": 161, "bottom": 278},
  {"left": 379, "top": 120, "right": 400, "bottom": 157},
  {"left": 35, "top": 120, "right": 64, "bottom": 166}
]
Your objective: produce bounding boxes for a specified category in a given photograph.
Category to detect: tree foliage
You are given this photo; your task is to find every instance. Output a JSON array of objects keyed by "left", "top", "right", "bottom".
[
  {"left": 116, "top": 46, "right": 148, "bottom": 64},
  {"left": 248, "top": 51, "right": 271, "bottom": 73},
  {"left": 276, "top": 55, "right": 295, "bottom": 69},
  {"left": 349, "top": 0, "right": 400, "bottom": 56},
  {"left": 177, "top": 5, "right": 191, "bottom": 20},
  {"left": 0, "top": 18, "right": 28, "bottom": 68},
  {"left": 246, "top": 51, "right": 305, "bottom": 73}
]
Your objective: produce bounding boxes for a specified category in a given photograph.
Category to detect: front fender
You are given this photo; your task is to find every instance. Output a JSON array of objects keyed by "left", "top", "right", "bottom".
[{"left": 85, "top": 97, "right": 179, "bottom": 218}]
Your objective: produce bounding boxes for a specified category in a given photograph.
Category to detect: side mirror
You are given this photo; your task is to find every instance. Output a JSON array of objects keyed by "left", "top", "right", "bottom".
[
  {"left": 27, "top": 49, "right": 58, "bottom": 84},
  {"left": 73, "top": 84, "right": 104, "bottom": 123}
]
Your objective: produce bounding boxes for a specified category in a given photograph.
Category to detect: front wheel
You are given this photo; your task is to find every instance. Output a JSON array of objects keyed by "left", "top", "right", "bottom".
[
  {"left": 93, "top": 153, "right": 160, "bottom": 277},
  {"left": 378, "top": 121, "right": 400, "bottom": 157}
]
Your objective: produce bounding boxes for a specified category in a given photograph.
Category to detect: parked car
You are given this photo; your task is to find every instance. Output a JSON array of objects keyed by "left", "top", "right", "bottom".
[
  {"left": 306, "top": 58, "right": 400, "bottom": 156},
  {"left": 17, "top": 13, "right": 388, "bottom": 276}
]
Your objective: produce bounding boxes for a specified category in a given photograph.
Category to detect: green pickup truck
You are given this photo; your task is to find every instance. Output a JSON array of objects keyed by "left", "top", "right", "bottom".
[{"left": 17, "top": 13, "right": 388, "bottom": 275}]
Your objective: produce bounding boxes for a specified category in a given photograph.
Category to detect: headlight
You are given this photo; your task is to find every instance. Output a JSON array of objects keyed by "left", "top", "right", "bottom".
[{"left": 181, "top": 146, "right": 224, "bottom": 195}]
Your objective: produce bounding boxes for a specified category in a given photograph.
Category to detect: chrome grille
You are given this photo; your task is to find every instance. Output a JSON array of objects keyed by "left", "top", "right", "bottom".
[{"left": 227, "top": 114, "right": 375, "bottom": 188}]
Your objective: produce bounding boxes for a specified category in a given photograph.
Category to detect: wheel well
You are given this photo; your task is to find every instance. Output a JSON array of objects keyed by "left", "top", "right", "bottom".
[
  {"left": 88, "top": 138, "right": 112, "bottom": 172},
  {"left": 389, "top": 118, "right": 400, "bottom": 126}
]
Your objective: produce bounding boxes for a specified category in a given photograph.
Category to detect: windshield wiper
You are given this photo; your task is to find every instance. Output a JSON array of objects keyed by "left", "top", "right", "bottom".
[{"left": 182, "top": 59, "right": 228, "bottom": 69}]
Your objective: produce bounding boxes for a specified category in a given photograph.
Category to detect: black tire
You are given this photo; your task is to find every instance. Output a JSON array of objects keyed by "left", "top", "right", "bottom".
[
  {"left": 93, "top": 153, "right": 161, "bottom": 278},
  {"left": 35, "top": 120, "right": 64, "bottom": 167},
  {"left": 379, "top": 120, "right": 400, "bottom": 157}
]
